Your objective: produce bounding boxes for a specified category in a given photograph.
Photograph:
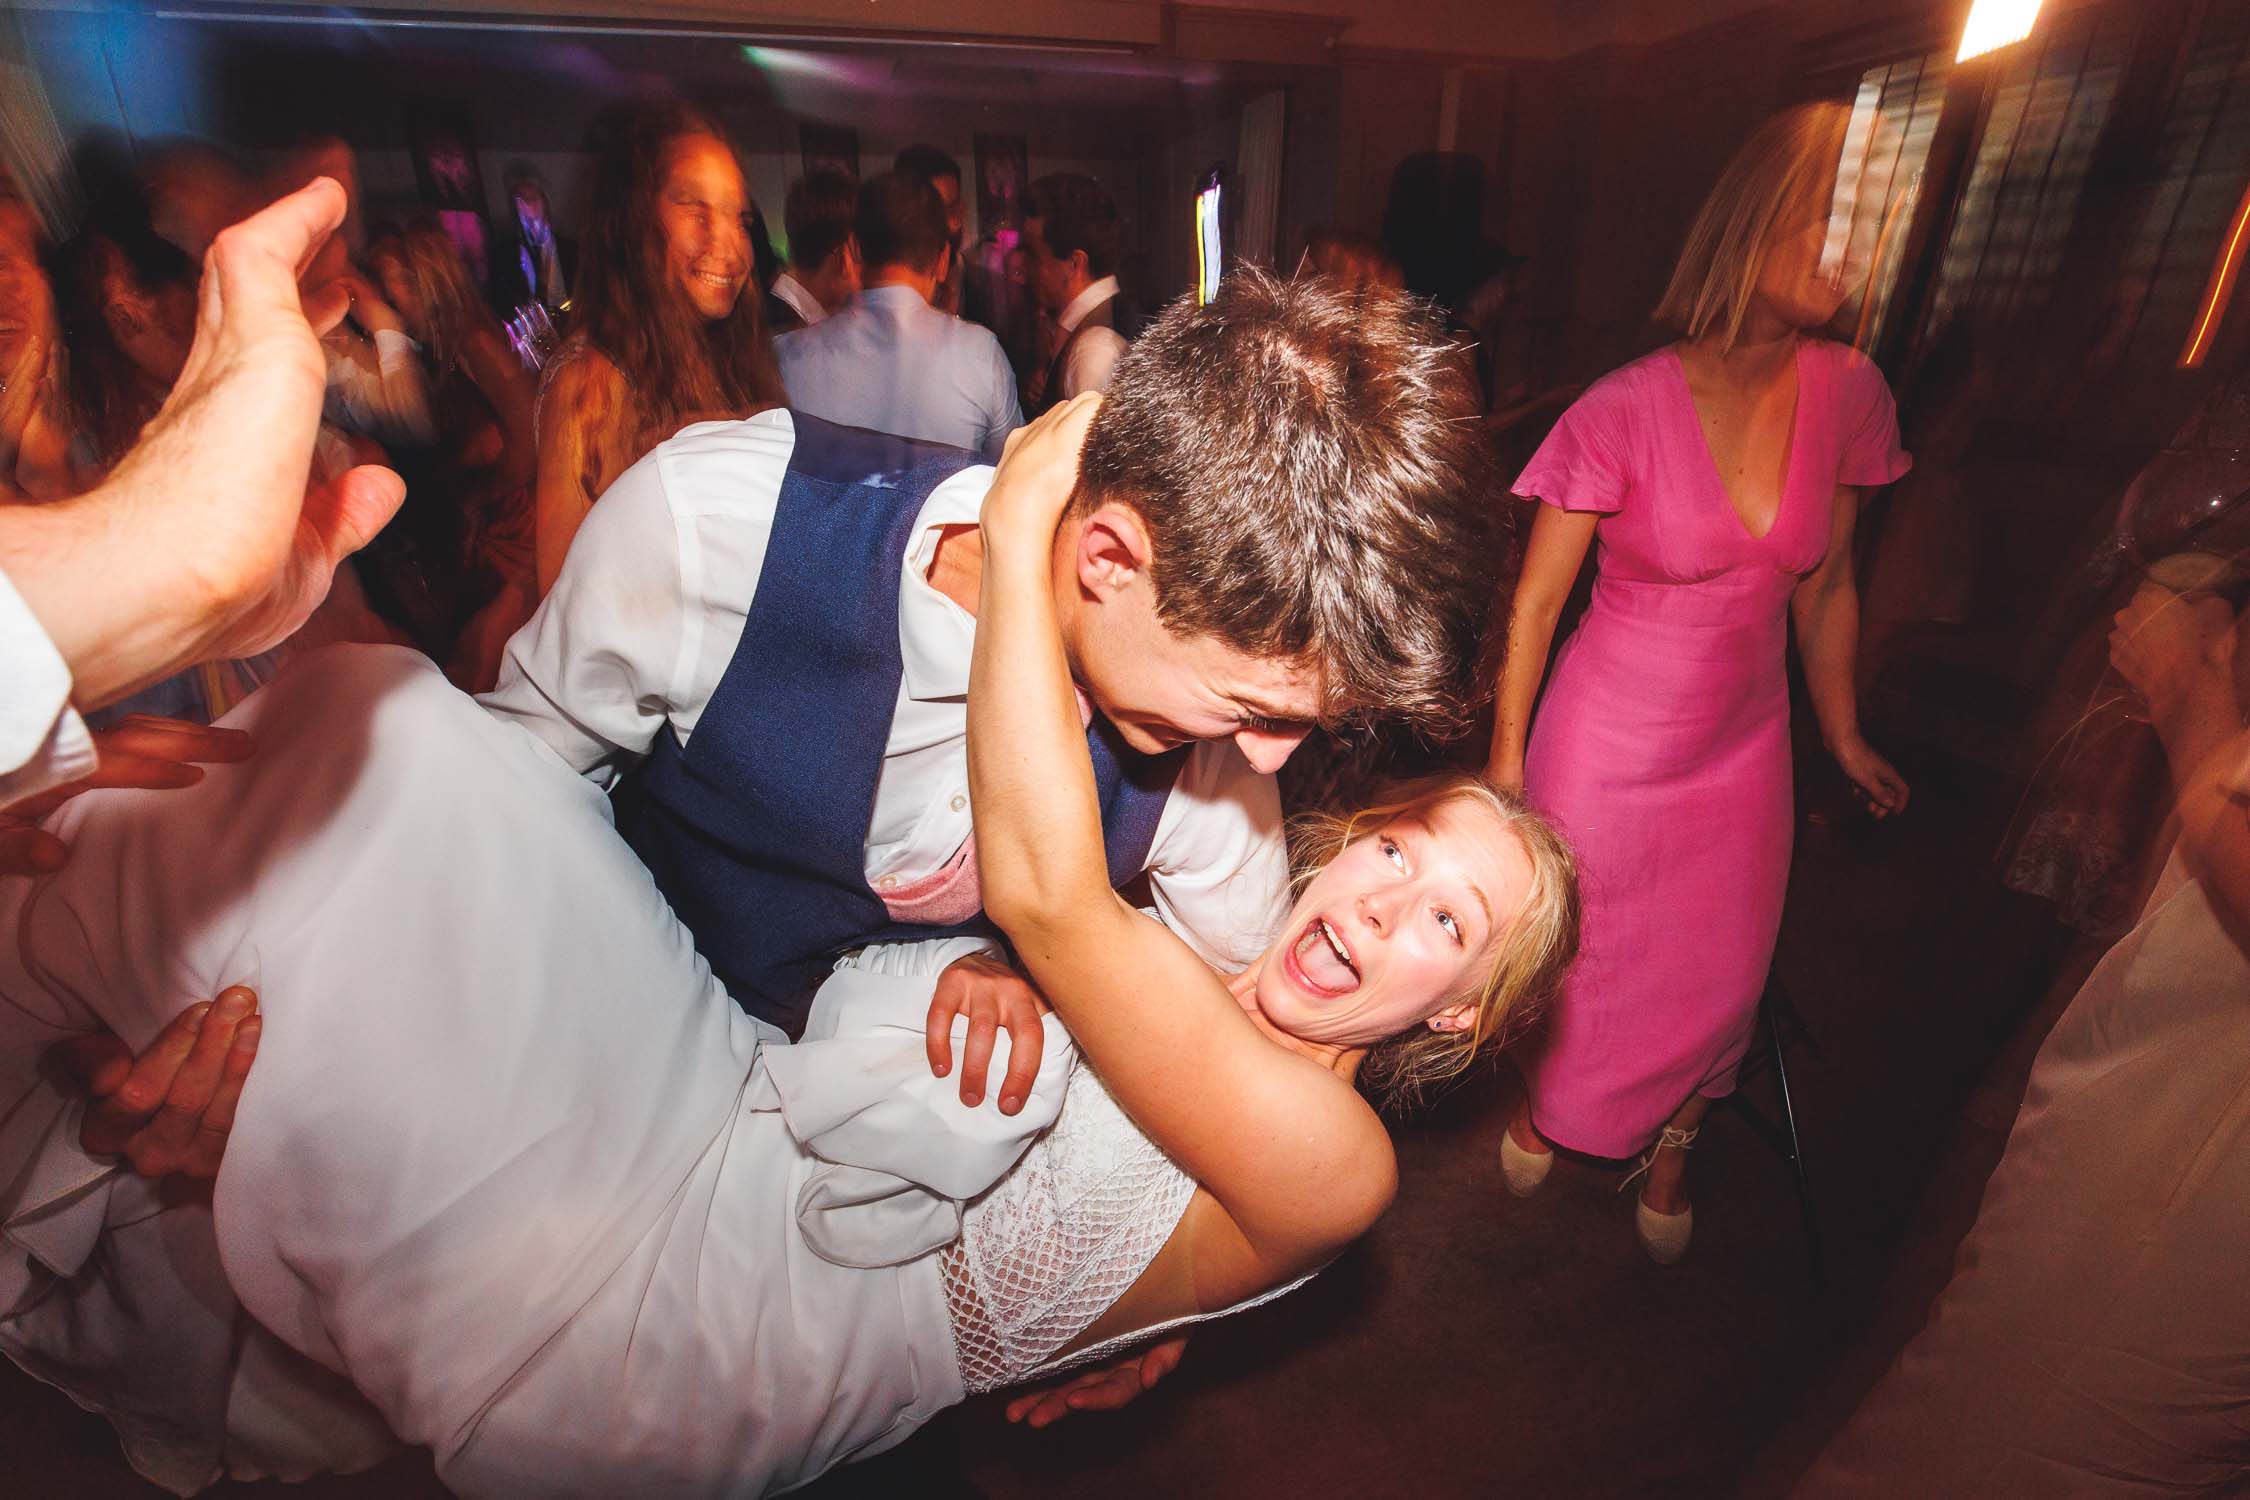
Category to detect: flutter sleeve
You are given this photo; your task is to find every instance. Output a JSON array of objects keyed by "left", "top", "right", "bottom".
[
  {"left": 1510, "top": 379, "right": 1633, "bottom": 514},
  {"left": 1835, "top": 346, "right": 1914, "bottom": 487},
  {"left": 746, "top": 936, "right": 1078, "bottom": 1269}
]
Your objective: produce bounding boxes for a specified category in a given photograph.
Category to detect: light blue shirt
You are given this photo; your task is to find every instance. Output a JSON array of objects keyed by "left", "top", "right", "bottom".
[{"left": 774, "top": 284, "right": 1023, "bottom": 457}]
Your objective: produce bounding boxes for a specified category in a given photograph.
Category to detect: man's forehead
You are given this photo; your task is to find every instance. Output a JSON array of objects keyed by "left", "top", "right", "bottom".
[{"left": 1227, "top": 654, "right": 1325, "bottom": 720}]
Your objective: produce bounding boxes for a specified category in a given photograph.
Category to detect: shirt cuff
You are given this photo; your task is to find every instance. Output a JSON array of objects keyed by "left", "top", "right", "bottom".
[
  {"left": 372, "top": 328, "right": 422, "bottom": 369},
  {"left": 0, "top": 563, "right": 95, "bottom": 807}
]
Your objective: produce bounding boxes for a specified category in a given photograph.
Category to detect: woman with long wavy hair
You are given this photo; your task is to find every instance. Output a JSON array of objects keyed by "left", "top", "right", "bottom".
[{"left": 533, "top": 103, "right": 786, "bottom": 594}]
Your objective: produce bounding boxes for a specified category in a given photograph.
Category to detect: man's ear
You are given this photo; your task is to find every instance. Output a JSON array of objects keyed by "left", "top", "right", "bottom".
[
  {"left": 1073, "top": 501, "right": 1153, "bottom": 601},
  {"left": 1069, "top": 247, "right": 1093, "bottom": 286}
]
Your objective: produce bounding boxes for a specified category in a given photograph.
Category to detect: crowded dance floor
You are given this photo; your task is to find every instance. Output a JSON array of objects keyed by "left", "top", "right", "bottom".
[{"left": 2, "top": 0, "right": 2247, "bottom": 1495}]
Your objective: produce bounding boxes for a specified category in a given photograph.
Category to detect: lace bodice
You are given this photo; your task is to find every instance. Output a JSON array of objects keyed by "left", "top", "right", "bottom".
[{"left": 938, "top": 1062, "right": 1316, "bottom": 1393}]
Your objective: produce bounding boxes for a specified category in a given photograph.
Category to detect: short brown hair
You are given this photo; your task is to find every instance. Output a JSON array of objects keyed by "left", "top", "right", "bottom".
[
  {"left": 785, "top": 169, "right": 858, "bottom": 271},
  {"left": 855, "top": 170, "right": 950, "bottom": 275},
  {"left": 1656, "top": 102, "right": 1850, "bottom": 351},
  {"left": 1077, "top": 266, "right": 1503, "bottom": 738},
  {"left": 1029, "top": 172, "right": 1121, "bottom": 279}
]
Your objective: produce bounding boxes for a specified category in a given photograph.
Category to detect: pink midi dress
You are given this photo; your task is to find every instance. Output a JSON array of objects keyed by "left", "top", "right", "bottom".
[{"left": 1515, "top": 339, "right": 1910, "bottom": 1157}]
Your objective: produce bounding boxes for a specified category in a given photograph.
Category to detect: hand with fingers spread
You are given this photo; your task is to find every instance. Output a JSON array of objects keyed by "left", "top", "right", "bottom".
[
  {"left": 0, "top": 717, "right": 253, "bottom": 875},
  {"left": 1003, "top": 1335, "right": 1188, "bottom": 1428},
  {"left": 925, "top": 950, "right": 1050, "bottom": 1115},
  {"left": 49, "top": 987, "right": 261, "bottom": 1181},
  {"left": 0, "top": 176, "right": 405, "bottom": 710}
]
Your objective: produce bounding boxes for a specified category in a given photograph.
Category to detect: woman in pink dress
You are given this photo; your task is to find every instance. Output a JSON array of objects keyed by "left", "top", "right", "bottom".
[{"left": 1484, "top": 103, "right": 1912, "bottom": 1262}]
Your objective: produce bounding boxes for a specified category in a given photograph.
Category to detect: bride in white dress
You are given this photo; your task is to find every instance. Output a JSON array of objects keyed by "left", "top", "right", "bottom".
[{"left": 0, "top": 406, "right": 1579, "bottom": 1497}]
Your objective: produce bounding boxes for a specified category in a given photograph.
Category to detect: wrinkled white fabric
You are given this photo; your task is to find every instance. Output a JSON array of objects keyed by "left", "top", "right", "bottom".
[{"left": 0, "top": 647, "right": 1318, "bottom": 1498}]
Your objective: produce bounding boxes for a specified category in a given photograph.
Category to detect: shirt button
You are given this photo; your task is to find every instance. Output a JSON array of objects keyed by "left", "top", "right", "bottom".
[
  {"left": 950, "top": 794, "right": 967, "bottom": 812},
  {"left": 877, "top": 875, "right": 899, "bottom": 891}
]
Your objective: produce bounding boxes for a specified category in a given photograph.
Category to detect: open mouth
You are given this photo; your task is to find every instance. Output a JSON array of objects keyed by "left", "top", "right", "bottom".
[
  {"left": 1284, "top": 915, "right": 1360, "bottom": 996},
  {"left": 692, "top": 267, "right": 741, "bottom": 291}
]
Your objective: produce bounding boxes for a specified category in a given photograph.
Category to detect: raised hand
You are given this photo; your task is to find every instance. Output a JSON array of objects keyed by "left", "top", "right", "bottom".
[{"left": 0, "top": 177, "right": 405, "bottom": 708}]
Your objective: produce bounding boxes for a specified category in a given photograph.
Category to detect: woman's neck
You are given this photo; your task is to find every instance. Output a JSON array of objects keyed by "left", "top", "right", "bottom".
[
  {"left": 1227, "top": 964, "right": 1367, "bottom": 1083},
  {"left": 1683, "top": 305, "right": 1799, "bottom": 389}
]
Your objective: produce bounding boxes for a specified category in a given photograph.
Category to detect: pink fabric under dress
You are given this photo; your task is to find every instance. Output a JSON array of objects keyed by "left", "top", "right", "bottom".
[{"left": 1516, "top": 340, "right": 1910, "bottom": 1157}]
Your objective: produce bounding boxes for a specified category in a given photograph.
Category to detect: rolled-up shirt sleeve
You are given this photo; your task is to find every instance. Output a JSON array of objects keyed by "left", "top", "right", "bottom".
[
  {"left": 478, "top": 446, "right": 692, "bottom": 786},
  {"left": 0, "top": 563, "right": 95, "bottom": 806}
]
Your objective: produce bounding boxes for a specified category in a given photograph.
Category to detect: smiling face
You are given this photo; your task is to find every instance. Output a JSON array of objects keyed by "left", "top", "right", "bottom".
[
  {"left": 1256, "top": 799, "right": 1535, "bottom": 1048},
  {"left": 656, "top": 133, "right": 749, "bottom": 323}
]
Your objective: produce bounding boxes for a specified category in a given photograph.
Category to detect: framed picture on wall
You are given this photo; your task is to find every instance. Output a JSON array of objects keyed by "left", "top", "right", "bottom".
[
  {"left": 974, "top": 133, "right": 1029, "bottom": 232},
  {"left": 799, "top": 122, "right": 859, "bottom": 182}
]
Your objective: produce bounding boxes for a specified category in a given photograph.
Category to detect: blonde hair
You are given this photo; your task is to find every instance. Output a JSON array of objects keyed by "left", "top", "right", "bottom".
[
  {"left": 1290, "top": 773, "right": 1581, "bottom": 1111},
  {"left": 367, "top": 218, "right": 489, "bottom": 376},
  {"left": 1655, "top": 102, "right": 1851, "bottom": 352}
]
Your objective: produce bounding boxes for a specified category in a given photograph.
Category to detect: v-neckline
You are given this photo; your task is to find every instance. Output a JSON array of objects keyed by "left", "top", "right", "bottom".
[{"left": 1670, "top": 340, "right": 1805, "bottom": 544}]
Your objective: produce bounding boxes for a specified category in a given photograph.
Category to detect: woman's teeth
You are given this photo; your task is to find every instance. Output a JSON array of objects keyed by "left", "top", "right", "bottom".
[{"left": 1292, "top": 917, "right": 1360, "bottom": 993}]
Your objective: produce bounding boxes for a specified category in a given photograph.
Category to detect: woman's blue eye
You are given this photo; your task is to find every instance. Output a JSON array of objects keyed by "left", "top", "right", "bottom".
[
  {"left": 1382, "top": 839, "right": 1404, "bottom": 867},
  {"left": 1436, "top": 910, "right": 1461, "bottom": 943}
]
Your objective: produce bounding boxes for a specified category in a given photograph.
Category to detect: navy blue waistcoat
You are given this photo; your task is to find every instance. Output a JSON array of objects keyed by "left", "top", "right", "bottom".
[{"left": 617, "top": 412, "right": 1181, "bottom": 1038}]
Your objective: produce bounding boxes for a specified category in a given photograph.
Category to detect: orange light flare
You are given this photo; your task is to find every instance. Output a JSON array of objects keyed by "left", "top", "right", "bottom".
[
  {"left": 1957, "top": 0, "right": 2044, "bottom": 64},
  {"left": 2180, "top": 175, "right": 2250, "bottom": 370}
]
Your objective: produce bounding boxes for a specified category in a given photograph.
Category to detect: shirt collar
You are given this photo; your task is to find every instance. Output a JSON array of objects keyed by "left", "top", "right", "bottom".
[
  {"left": 896, "top": 465, "right": 994, "bottom": 701},
  {"left": 1056, "top": 275, "right": 1120, "bottom": 334},
  {"left": 859, "top": 282, "right": 933, "bottom": 315},
  {"left": 772, "top": 272, "right": 826, "bottom": 324}
]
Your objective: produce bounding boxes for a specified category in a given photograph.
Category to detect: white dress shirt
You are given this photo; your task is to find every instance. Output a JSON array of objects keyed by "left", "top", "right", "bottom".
[
  {"left": 1056, "top": 275, "right": 1130, "bottom": 400},
  {"left": 775, "top": 284, "right": 1023, "bottom": 457},
  {"left": 0, "top": 562, "right": 95, "bottom": 806},
  {"left": 482, "top": 408, "right": 1289, "bottom": 971},
  {"left": 770, "top": 271, "right": 826, "bottom": 327}
]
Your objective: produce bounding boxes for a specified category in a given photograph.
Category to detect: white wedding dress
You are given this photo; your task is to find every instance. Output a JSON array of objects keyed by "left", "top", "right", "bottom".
[{"left": 0, "top": 647, "right": 1308, "bottom": 1497}]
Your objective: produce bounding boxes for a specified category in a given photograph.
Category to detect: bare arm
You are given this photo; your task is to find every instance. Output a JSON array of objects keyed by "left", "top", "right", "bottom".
[
  {"left": 463, "top": 323, "right": 540, "bottom": 496},
  {"left": 1791, "top": 485, "right": 1908, "bottom": 816},
  {"left": 1484, "top": 504, "right": 1595, "bottom": 790},
  {"left": 969, "top": 398, "right": 1394, "bottom": 1282},
  {"left": 532, "top": 354, "right": 614, "bottom": 597}
]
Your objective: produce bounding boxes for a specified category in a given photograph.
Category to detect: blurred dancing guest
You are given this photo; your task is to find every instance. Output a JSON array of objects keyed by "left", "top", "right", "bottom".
[
  {"left": 1797, "top": 558, "right": 2250, "bottom": 1496},
  {"left": 533, "top": 103, "right": 783, "bottom": 594},
  {"left": 894, "top": 143, "right": 964, "bottom": 312},
  {"left": 1486, "top": 103, "right": 1911, "bottom": 1261},
  {"left": 497, "top": 164, "right": 575, "bottom": 322},
  {"left": 1023, "top": 172, "right": 1136, "bottom": 411},
  {"left": 0, "top": 195, "right": 79, "bottom": 500},
  {"left": 766, "top": 168, "right": 859, "bottom": 335},
  {"left": 367, "top": 220, "right": 539, "bottom": 689},
  {"left": 774, "top": 170, "right": 1019, "bottom": 456}
]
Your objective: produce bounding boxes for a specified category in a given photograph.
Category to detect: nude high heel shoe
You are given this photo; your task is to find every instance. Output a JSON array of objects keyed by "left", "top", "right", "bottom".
[
  {"left": 1619, "top": 1125, "right": 1698, "bottom": 1265},
  {"left": 1500, "top": 1125, "right": 1554, "bottom": 1198}
]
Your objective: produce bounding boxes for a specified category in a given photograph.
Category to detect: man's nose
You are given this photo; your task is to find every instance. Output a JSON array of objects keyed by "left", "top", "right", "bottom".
[{"left": 1233, "top": 724, "right": 1312, "bottom": 775}]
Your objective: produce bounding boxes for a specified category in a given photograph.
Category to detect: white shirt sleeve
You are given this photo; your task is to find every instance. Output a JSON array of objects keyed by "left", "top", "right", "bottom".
[
  {"left": 1061, "top": 327, "right": 1128, "bottom": 400},
  {"left": 323, "top": 331, "right": 436, "bottom": 449},
  {"left": 1143, "top": 742, "right": 1291, "bottom": 972},
  {"left": 478, "top": 447, "right": 693, "bottom": 787},
  {"left": 0, "top": 562, "right": 96, "bottom": 806},
  {"left": 981, "top": 337, "right": 1025, "bottom": 459}
]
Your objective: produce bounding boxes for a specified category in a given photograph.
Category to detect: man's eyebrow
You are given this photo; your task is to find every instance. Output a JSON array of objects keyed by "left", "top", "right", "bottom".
[{"left": 1235, "top": 696, "right": 1309, "bottom": 724}]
